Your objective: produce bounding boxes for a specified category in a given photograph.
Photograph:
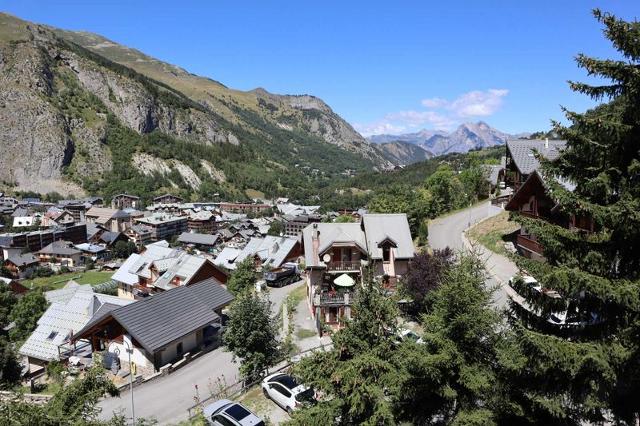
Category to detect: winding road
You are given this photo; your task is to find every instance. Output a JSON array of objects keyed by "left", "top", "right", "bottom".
[{"left": 428, "top": 201, "right": 516, "bottom": 310}]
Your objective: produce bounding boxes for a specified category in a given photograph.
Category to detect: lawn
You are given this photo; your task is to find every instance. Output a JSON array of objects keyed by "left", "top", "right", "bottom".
[
  {"left": 466, "top": 211, "right": 520, "bottom": 256},
  {"left": 22, "top": 270, "right": 114, "bottom": 291}
]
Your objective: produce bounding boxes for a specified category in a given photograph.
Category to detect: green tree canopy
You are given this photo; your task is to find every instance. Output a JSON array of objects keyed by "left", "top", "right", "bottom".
[
  {"left": 223, "top": 292, "right": 279, "bottom": 382},
  {"left": 507, "top": 9, "right": 640, "bottom": 424},
  {"left": 9, "top": 290, "right": 48, "bottom": 343},
  {"left": 226, "top": 258, "right": 257, "bottom": 295}
]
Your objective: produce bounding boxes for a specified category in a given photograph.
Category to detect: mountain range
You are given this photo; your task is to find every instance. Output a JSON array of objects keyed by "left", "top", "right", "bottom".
[
  {"left": 0, "top": 13, "right": 391, "bottom": 200},
  {"left": 369, "top": 122, "right": 525, "bottom": 165}
]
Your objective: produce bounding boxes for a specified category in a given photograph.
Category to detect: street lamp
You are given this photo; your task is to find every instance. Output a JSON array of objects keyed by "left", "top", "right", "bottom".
[{"left": 112, "top": 341, "right": 135, "bottom": 425}]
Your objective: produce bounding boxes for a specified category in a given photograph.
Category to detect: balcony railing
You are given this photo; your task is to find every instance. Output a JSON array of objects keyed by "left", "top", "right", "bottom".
[
  {"left": 314, "top": 292, "right": 352, "bottom": 306},
  {"left": 517, "top": 234, "right": 544, "bottom": 255},
  {"left": 326, "top": 261, "right": 361, "bottom": 272}
]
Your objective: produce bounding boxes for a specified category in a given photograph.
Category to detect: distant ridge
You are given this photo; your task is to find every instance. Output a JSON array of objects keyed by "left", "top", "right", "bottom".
[{"left": 368, "top": 122, "right": 528, "bottom": 158}]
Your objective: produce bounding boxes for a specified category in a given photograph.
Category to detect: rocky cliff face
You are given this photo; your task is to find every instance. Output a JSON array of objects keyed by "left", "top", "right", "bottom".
[{"left": 0, "top": 13, "right": 388, "bottom": 198}]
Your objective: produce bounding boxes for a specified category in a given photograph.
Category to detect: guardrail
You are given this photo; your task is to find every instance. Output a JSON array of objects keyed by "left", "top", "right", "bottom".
[{"left": 187, "top": 342, "right": 332, "bottom": 418}]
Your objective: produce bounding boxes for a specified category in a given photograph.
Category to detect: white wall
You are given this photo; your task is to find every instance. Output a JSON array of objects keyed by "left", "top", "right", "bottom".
[
  {"left": 108, "top": 335, "right": 150, "bottom": 368},
  {"left": 160, "top": 332, "right": 198, "bottom": 366}
]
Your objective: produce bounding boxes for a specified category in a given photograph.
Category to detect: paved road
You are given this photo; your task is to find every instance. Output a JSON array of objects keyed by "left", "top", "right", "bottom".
[
  {"left": 428, "top": 201, "right": 514, "bottom": 310},
  {"left": 98, "top": 281, "right": 305, "bottom": 425}
]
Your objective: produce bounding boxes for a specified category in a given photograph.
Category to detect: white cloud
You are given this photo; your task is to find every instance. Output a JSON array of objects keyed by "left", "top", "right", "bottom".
[
  {"left": 446, "top": 89, "right": 508, "bottom": 117},
  {"left": 355, "top": 89, "right": 508, "bottom": 136}
]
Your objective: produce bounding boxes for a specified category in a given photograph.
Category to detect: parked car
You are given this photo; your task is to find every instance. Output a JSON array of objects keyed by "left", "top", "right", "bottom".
[
  {"left": 203, "top": 399, "right": 264, "bottom": 426},
  {"left": 395, "top": 328, "right": 424, "bottom": 345},
  {"left": 263, "top": 264, "right": 299, "bottom": 288},
  {"left": 261, "top": 373, "right": 315, "bottom": 414}
]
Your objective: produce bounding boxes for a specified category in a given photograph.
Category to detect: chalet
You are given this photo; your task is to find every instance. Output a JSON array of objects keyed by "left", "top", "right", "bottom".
[
  {"left": 41, "top": 209, "right": 75, "bottom": 228},
  {"left": 276, "top": 203, "right": 320, "bottom": 217},
  {"left": 85, "top": 207, "right": 131, "bottom": 233},
  {"left": 75, "top": 243, "right": 109, "bottom": 262},
  {"left": 72, "top": 279, "right": 233, "bottom": 375},
  {"left": 19, "top": 282, "right": 131, "bottom": 370},
  {"left": 111, "top": 194, "right": 140, "bottom": 210},
  {"left": 153, "top": 194, "right": 184, "bottom": 204},
  {"left": 111, "top": 241, "right": 228, "bottom": 299},
  {"left": 177, "top": 232, "right": 220, "bottom": 252},
  {"left": 503, "top": 139, "right": 593, "bottom": 260},
  {"left": 36, "top": 240, "right": 83, "bottom": 268},
  {"left": 235, "top": 236, "right": 301, "bottom": 269},
  {"left": 187, "top": 210, "right": 218, "bottom": 234},
  {"left": 2, "top": 252, "right": 39, "bottom": 278},
  {"left": 302, "top": 214, "right": 414, "bottom": 334},
  {"left": 134, "top": 214, "right": 188, "bottom": 242},
  {"left": 504, "top": 139, "right": 566, "bottom": 190},
  {"left": 125, "top": 224, "right": 153, "bottom": 247}
]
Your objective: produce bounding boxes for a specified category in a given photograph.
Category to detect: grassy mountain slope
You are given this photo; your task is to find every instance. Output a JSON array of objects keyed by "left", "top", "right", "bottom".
[{"left": 0, "top": 13, "right": 389, "bottom": 202}]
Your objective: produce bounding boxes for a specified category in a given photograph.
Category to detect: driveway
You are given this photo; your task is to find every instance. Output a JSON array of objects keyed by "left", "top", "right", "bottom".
[
  {"left": 428, "top": 201, "right": 514, "bottom": 310},
  {"left": 98, "top": 281, "right": 305, "bottom": 425}
]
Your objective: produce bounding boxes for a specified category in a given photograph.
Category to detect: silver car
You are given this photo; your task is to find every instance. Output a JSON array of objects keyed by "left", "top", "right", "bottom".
[{"left": 203, "top": 399, "right": 264, "bottom": 426}]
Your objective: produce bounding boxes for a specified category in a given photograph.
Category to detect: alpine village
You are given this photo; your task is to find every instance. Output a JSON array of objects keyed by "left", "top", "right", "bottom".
[{"left": 0, "top": 5, "right": 639, "bottom": 426}]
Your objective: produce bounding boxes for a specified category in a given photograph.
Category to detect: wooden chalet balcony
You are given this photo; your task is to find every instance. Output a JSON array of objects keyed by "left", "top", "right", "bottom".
[
  {"left": 326, "top": 261, "right": 361, "bottom": 272},
  {"left": 314, "top": 292, "right": 352, "bottom": 306},
  {"left": 516, "top": 234, "right": 544, "bottom": 255}
]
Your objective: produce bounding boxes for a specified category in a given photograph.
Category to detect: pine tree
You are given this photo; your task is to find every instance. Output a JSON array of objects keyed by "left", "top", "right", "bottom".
[{"left": 508, "top": 10, "right": 640, "bottom": 424}]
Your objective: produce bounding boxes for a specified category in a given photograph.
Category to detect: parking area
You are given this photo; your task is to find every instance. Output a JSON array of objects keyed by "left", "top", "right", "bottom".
[{"left": 237, "top": 385, "right": 290, "bottom": 424}]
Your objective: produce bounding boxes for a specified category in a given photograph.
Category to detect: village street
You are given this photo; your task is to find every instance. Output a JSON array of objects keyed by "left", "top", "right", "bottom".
[
  {"left": 428, "top": 201, "right": 515, "bottom": 310},
  {"left": 97, "top": 280, "right": 306, "bottom": 425}
]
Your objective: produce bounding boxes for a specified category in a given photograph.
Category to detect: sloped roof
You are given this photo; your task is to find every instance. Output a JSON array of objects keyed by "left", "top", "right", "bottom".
[
  {"left": 19, "top": 286, "right": 131, "bottom": 361},
  {"left": 178, "top": 232, "right": 219, "bottom": 246},
  {"left": 276, "top": 203, "right": 321, "bottom": 216},
  {"left": 506, "top": 139, "right": 566, "bottom": 175},
  {"left": 302, "top": 222, "right": 367, "bottom": 268},
  {"left": 37, "top": 240, "right": 81, "bottom": 256},
  {"left": 236, "top": 236, "right": 298, "bottom": 268},
  {"left": 213, "top": 247, "right": 241, "bottom": 270},
  {"left": 153, "top": 253, "right": 211, "bottom": 290},
  {"left": 361, "top": 214, "right": 415, "bottom": 260},
  {"left": 5, "top": 253, "right": 38, "bottom": 267},
  {"left": 74, "top": 280, "right": 233, "bottom": 354},
  {"left": 86, "top": 207, "right": 126, "bottom": 224}
]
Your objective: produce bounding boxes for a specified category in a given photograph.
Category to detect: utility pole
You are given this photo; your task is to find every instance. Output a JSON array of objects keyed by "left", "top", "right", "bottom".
[{"left": 123, "top": 340, "right": 136, "bottom": 426}]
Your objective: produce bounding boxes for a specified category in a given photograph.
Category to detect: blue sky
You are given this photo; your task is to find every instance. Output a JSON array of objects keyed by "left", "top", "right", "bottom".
[{"left": 2, "top": 1, "right": 638, "bottom": 135}]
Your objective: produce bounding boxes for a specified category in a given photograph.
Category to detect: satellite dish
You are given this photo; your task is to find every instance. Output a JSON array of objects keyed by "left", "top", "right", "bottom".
[{"left": 323, "top": 254, "right": 331, "bottom": 263}]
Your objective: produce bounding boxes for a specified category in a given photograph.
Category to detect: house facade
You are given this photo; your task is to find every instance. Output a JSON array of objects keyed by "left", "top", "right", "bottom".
[
  {"left": 72, "top": 279, "right": 233, "bottom": 375},
  {"left": 111, "top": 194, "right": 140, "bottom": 210},
  {"left": 134, "top": 214, "right": 188, "bottom": 242},
  {"left": 36, "top": 240, "right": 83, "bottom": 267},
  {"left": 111, "top": 241, "right": 228, "bottom": 299},
  {"left": 503, "top": 139, "right": 593, "bottom": 260},
  {"left": 302, "top": 214, "right": 414, "bottom": 334},
  {"left": 85, "top": 207, "right": 131, "bottom": 233}
]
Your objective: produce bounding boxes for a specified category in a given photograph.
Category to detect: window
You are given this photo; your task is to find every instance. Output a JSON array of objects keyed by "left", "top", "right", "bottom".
[
  {"left": 225, "top": 404, "right": 251, "bottom": 421},
  {"left": 177, "top": 342, "right": 183, "bottom": 357},
  {"left": 382, "top": 245, "right": 390, "bottom": 262},
  {"left": 273, "top": 383, "right": 292, "bottom": 398},
  {"left": 212, "top": 415, "right": 235, "bottom": 426},
  {"left": 47, "top": 331, "right": 58, "bottom": 340}
]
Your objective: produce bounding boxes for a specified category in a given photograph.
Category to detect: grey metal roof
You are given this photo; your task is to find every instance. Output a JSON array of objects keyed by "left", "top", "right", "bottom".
[
  {"left": 5, "top": 253, "right": 38, "bottom": 267},
  {"left": 302, "top": 222, "right": 367, "bottom": 268},
  {"left": 506, "top": 139, "right": 566, "bottom": 175},
  {"left": 19, "top": 285, "right": 131, "bottom": 361},
  {"left": 178, "top": 232, "right": 219, "bottom": 246},
  {"left": 75, "top": 280, "right": 233, "bottom": 354},
  {"left": 213, "top": 247, "right": 241, "bottom": 270},
  {"left": 236, "top": 236, "right": 298, "bottom": 268},
  {"left": 361, "top": 214, "right": 415, "bottom": 260},
  {"left": 37, "top": 240, "right": 81, "bottom": 256}
]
